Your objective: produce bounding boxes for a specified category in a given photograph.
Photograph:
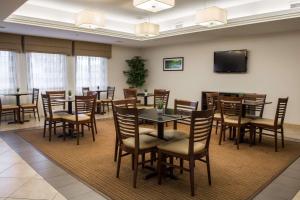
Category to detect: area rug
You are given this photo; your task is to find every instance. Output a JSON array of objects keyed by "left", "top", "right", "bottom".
[{"left": 15, "top": 119, "right": 300, "bottom": 200}]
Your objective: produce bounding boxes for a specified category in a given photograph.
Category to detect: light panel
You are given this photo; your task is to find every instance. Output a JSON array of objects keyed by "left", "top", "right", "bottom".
[
  {"left": 133, "top": 0, "right": 175, "bottom": 12},
  {"left": 196, "top": 7, "right": 227, "bottom": 27},
  {"left": 135, "top": 22, "right": 160, "bottom": 37},
  {"left": 75, "top": 10, "right": 105, "bottom": 29}
]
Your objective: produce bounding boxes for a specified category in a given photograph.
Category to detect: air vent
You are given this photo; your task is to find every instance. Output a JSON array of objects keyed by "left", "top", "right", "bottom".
[{"left": 291, "top": 2, "right": 300, "bottom": 8}]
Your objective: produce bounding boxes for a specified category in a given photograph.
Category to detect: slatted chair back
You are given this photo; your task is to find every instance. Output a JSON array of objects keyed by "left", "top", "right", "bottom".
[
  {"left": 219, "top": 96, "right": 243, "bottom": 123},
  {"left": 123, "top": 88, "right": 137, "bottom": 100},
  {"left": 32, "top": 88, "right": 39, "bottom": 106},
  {"left": 274, "top": 97, "right": 288, "bottom": 127},
  {"left": 46, "top": 91, "right": 66, "bottom": 109},
  {"left": 74, "top": 95, "right": 96, "bottom": 122},
  {"left": 189, "top": 110, "right": 214, "bottom": 154},
  {"left": 114, "top": 106, "right": 139, "bottom": 148},
  {"left": 174, "top": 99, "right": 198, "bottom": 126},
  {"left": 41, "top": 94, "right": 53, "bottom": 119},
  {"left": 82, "top": 87, "right": 90, "bottom": 96},
  {"left": 154, "top": 89, "right": 170, "bottom": 109},
  {"left": 87, "top": 91, "right": 97, "bottom": 96},
  {"left": 244, "top": 94, "right": 267, "bottom": 118},
  {"left": 107, "top": 86, "right": 115, "bottom": 100},
  {"left": 206, "top": 92, "right": 219, "bottom": 111}
]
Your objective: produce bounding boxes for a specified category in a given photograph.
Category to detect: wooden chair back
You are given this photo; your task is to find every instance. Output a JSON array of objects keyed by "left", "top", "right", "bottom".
[
  {"left": 219, "top": 96, "right": 243, "bottom": 124},
  {"left": 154, "top": 89, "right": 170, "bottom": 109},
  {"left": 114, "top": 106, "right": 139, "bottom": 149},
  {"left": 206, "top": 92, "right": 219, "bottom": 111},
  {"left": 174, "top": 99, "right": 198, "bottom": 126},
  {"left": 123, "top": 88, "right": 137, "bottom": 100},
  {"left": 32, "top": 88, "right": 39, "bottom": 106},
  {"left": 82, "top": 87, "right": 90, "bottom": 96},
  {"left": 244, "top": 93, "right": 267, "bottom": 118},
  {"left": 274, "top": 97, "right": 288, "bottom": 127},
  {"left": 107, "top": 86, "right": 115, "bottom": 100},
  {"left": 46, "top": 91, "right": 66, "bottom": 109},
  {"left": 74, "top": 95, "right": 96, "bottom": 122},
  {"left": 189, "top": 110, "right": 214, "bottom": 154},
  {"left": 41, "top": 94, "right": 53, "bottom": 119}
]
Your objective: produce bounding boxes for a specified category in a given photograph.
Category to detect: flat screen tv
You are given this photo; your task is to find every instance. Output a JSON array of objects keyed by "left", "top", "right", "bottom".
[{"left": 214, "top": 50, "right": 248, "bottom": 73}]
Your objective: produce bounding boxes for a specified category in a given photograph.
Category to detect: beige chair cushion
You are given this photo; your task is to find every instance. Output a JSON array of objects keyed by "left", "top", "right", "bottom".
[
  {"left": 158, "top": 139, "right": 205, "bottom": 155},
  {"left": 148, "top": 130, "right": 188, "bottom": 140},
  {"left": 122, "top": 134, "right": 163, "bottom": 150},
  {"left": 139, "top": 127, "right": 155, "bottom": 134},
  {"left": 250, "top": 118, "right": 278, "bottom": 126},
  {"left": 62, "top": 114, "right": 90, "bottom": 122},
  {"left": 137, "top": 105, "right": 153, "bottom": 110},
  {"left": 2, "top": 105, "right": 19, "bottom": 110},
  {"left": 46, "top": 112, "right": 69, "bottom": 120},
  {"left": 20, "top": 103, "right": 36, "bottom": 108},
  {"left": 101, "top": 98, "right": 112, "bottom": 103},
  {"left": 214, "top": 113, "right": 221, "bottom": 119},
  {"left": 224, "top": 116, "right": 251, "bottom": 125}
]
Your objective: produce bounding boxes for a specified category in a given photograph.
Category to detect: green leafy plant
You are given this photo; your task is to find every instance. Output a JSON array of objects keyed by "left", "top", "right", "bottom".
[
  {"left": 157, "top": 100, "right": 164, "bottom": 110},
  {"left": 16, "top": 88, "right": 20, "bottom": 92},
  {"left": 68, "top": 90, "right": 72, "bottom": 96},
  {"left": 123, "top": 56, "right": 148, "bottom": 88}
]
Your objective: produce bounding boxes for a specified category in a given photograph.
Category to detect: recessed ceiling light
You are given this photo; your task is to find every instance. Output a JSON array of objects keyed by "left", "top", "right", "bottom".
[{"left": 133, "top": 0, "right": 175, "bottom": 12}]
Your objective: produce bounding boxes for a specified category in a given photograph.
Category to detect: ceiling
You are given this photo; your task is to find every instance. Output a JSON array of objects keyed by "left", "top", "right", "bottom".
[{"left": 1, "top": 0, "right": 300, "bottom": 47}]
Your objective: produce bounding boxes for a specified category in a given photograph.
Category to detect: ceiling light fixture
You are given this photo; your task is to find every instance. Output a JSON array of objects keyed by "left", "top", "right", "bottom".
[
  {"left": 196, "top": 6, "right": 227, "bottom": 27},
  {"left": 135, "top": 22, "right": 160, "bottom": 37},
  {"left": 133, "top": 0, "right": 175, "bottom": 12},
  {"left": 75, "top": 10, "right": 105, "bottom": 29}
]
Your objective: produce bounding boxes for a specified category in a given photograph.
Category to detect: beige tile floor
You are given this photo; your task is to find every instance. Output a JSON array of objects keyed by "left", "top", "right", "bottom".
[{"left": 0, "top": 137, "right": 67, "bottom": 200}]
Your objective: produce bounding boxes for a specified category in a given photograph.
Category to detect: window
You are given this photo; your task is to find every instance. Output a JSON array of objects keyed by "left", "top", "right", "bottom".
[
  {"left": 27, "top": 52, "right": 67, "bottom": 91},
  {"left": 75, "top": 56, "right": 108, "bottom": 94},
  {"left": 0, "top": 51, "right": 17, "bottom": 93}
]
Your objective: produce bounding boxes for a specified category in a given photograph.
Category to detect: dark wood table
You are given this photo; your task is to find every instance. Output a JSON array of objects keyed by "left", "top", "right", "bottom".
[
  {"left": 94, "top": 90, "right": 107, "bottom": 114},
  {"left": 54, "top": 98, "right": 74, "bottom": 114},
  {"left": 139, "top": 108, "right": 189, "bottom": 139},
  {"left": 137, "top": 93, "right": 154, "bottom": 106},
  {"left": 3, "top": 92, "right": 31, "bottom": 124}
]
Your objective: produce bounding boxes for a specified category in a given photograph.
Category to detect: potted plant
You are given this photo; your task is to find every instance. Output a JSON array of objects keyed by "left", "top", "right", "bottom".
[
  {"left": 16, "top": 87, "right": 20, "bottom": 93},
  {"left": 97, "top": 86, "right": 100, "bottom": 90},
  {"left": 68, "top": 90, "right": 72, "bottom": 99},
  {"left": 123, "top": 56, "right": 148, "bottom": 89},
  {"left": 156, "top": 100, "right": 164, "bottom": 115},
  {"left": 144, "top": 89, "right": 148, "bottom": 96}
]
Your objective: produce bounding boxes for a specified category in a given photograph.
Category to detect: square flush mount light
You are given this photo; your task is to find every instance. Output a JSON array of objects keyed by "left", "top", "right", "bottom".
[
  {"left": 133, "top": 0, "right": 175, "bottom": 12},
  {"left": 196, "top": 6, "right": 227, "bottom": 27},
  {"left": 135, "top": 22, "right": 160, "bottom": 37}
]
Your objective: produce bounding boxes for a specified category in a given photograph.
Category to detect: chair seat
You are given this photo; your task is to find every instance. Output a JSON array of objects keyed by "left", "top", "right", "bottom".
[
  {"left": 250, "top": 118, "right": 279, "bottom": 127},
  {"left": 224, "top": 116, "right": 252, "bottom": 125},
  {"left": 123, "top": 134, "right": 163, "bottom": 150},
  {"left": 137, "top": 105, "right": 153, "bottom": 110},
  {"left": 148, "top": 129, "right": 188, "bottom": 140},
  {"left": 20, "top": 103, "right": 36, "bottom": 108},
  {"left": 62, "top": 114, "right": 90, "bottom": 122},
  {"left": 214, "top": 113, "right": 221, "bottom": 119},
  {"left": 139, "top": 127, "right": 155, "bottom": 134},
  {"left": 46, "top": 112, "right": 69, "bottom": 120},
  {"left": 158, "top": 139, "right": 205, "bottom": 155},
  {"left": 101, "top": 98, "right": 113, "bottom": 103},
  {"left": 2, "top": 105, "right": 19, "bottom": 110}
]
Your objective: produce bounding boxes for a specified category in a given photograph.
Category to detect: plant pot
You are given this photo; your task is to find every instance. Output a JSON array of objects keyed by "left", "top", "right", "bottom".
[{"left": 156, "top": 108, "right": 164, "bottom": 115}]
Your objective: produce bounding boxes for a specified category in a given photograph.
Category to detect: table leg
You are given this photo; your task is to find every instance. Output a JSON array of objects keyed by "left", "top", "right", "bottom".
[
  {"left": 157, "top": 122, "right": 164, "bottom": 139},
  {"left": 144, "top": 96, "right": 148, "bottom": 106}
]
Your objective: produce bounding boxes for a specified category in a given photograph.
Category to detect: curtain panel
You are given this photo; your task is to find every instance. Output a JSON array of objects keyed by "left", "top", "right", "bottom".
[{"left": 0, "top": 51, "right": 17, "bottom": 94}]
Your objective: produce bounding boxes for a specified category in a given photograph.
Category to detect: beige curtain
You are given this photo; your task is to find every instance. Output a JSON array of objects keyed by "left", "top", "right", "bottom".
[
  {"left": 73, "top": 41, "right": 112, "bottom": 58},
  {"left": 0, "top": 33, "right": 22, "bottom": 52}
]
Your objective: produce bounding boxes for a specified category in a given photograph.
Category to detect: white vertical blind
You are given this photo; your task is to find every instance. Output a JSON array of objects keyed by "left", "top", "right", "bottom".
[
  {"left": 0, "top": 51, "right": 17, "bottom": 94},
  {"left": 27, "top": 52, "right": 67, "bottom": 91},
  {"left": 75, "top": 56, "right": 108, "bottom": 94}
]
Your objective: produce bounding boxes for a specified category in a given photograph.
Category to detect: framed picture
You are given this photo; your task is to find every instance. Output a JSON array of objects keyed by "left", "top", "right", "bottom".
[{"left": 163, "top": 57, "right": 184, "bottom": 71}]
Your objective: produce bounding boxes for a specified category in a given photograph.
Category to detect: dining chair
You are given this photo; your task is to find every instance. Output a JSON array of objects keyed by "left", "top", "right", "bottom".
[
  {"left": 114, "top": 106, "right": 162, "bottom": 188},
  {"left": 41, "top": 94, "right": 67, "bottom": 141},
  {"left": 219, "top": 96, "right": 252, "bottom": 149},
  {"left": 206, "top": 92, "right": 221, "bottom": 134},
  {"left": 112, "top": 99, "right": 155, "bottom": 162},
  {"left": 46, "top": 91, "right": 67, "bottom": 113},
  {"left": 243, "top": 93, "right": 267, "bottom": 119},
  {"left": 82, "top": 87, "right": 90, "bottom": 96},
  {"left": 157, "top": 110, "right": 214, "bottom": 196},
  {"left": 123, "top": 88, "right": 141, "bottom": 104},
  {"left": 154, "top": 89, "right": 170, "bottom": 109},
  {"left": 62, "top": 95, "right": 97, "bottom": 145},
  {"left": 86, "top": 91, "right": 99, "bottom": 134},
  {"left": 20, "top": 88, "right": 40, "bottom": 121},
  {"left": 0, "top": 97, "right": 19, "bottom": 124},
  {"left": 250, "top": 97, "right": 288, "bottom": 152},
  {"left": 100, "top": 86, "right": 115, "bottom": 112}
]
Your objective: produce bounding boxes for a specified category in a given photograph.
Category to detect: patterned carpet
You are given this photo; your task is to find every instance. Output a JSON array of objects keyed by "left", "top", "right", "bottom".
[{"left": 15, "top": 119, "right": 300, "bottom": 200}]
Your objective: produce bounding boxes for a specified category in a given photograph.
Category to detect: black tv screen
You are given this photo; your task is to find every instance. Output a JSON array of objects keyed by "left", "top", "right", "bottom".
[{"left": 214, "top": 50, "right": 248, "bottom": 73}]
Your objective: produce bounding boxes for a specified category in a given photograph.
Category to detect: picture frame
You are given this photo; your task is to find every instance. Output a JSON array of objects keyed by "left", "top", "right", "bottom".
[{"left": 163, "top": 57, "right": 184, "bottom": 71}]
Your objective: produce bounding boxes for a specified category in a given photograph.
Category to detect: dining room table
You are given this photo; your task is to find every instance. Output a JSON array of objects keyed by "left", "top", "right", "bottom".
[
  {"left": 2, "top": 92, "right": 32, "bottom": 124},
  {"left": 94, "top": 89, "right": 107, "bottom": 114},
  {"left": 137, "top": 92, "right": 154, "bottom": 106}
]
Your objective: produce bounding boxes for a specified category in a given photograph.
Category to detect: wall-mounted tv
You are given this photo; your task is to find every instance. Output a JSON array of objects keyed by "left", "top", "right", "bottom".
[{"left": 214, "top": 50, "right": 248, "bottom": 73}]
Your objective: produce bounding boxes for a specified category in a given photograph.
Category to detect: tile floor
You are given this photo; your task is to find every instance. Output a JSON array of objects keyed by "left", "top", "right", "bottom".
[{"left": 0, "top": 113, "right": 299, "bottom": 200}]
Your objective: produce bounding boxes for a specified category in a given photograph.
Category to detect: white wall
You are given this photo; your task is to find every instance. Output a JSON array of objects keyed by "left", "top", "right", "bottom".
[{"left": 141, "top": 31, "right": 300, "bottom": 124}]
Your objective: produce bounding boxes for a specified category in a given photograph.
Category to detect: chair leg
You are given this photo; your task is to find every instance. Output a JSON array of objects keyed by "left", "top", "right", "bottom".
[
  {"left": 131, "top": 154, "right": 135, "bottom": 170},
  {"left": 49, "top": 122, "right": 52, "bottom": 142},
  {"left": 180, "top": 158, "right": 184, "bottom": 174},
  {"left": 76, "top": 124, "right": 80, "bottom": 145},
  {"left": 281, "top": 127, "right": 285, "bottom": 148},
  {"left": 43, "top": 121, "right": 47, "bottom": 138},
  {"left": 91, "top": 122, "right": 95, "bottom": 142},
  {"left": 206, "top": 153, "right": 212, "bottom": 185},
  {"left": 142, "top": 153, "right": 145, "bottom": 168},
  {"left": 54, "top": 122, "right": 57, "bottom": 135},
  {"left": 33, "top": 108, "right": 36, "bottom": 119},
  {"left": 94, "top": 117, "right": 98, "bottom": 134},
  {"left": 63, "top": 122, "right": 66, "bottom": 141},
  {"left": 114, "top": 137, "right": 118, "bottom": 162},
  {"left": 116, "top": 146, "right": 122, "bottom": 178},
  {"left": 215, "top": 120, "right": 219, "bottom": 134},
  {"left": 274, "top": 129, "right": 278, "bottom": 152},
  {"left": 259, "top": 128, "right": 263, "bottom": 143},
  {"left": 158, "top": 151, "right": 162, "bottom": 185},
  {"left": 133, "top": 152, "right": 139, "bottom": 188},
  {"left": 236, "top": 128, "right": 240, "bottom": 150},
  {"left": 170, "top": 156, "right": 174, "bottom": 177},
  {"left": 22, "top": 109, "right": 25, "bottom": 122},
  {"left": 36, "top": 107, "right": 40, "bottom": 121},
  {"left": 189, "top": 158, "right": 195, "bottom": 196},
  {"left": 219, "top": 125, "right": 224, "bottom": 145}
]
